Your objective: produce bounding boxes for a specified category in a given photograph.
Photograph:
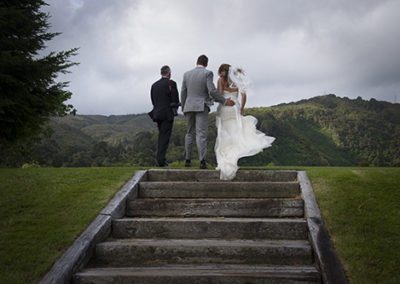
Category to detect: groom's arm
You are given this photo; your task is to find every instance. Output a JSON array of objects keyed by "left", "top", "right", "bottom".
[
  {"left": 180, "top": 73, "right": 187, "bottom": 111},
  {"left": 206, "top": 71, "right": 234, "bottom": 106},
  {"left": 206, "top": 71, "right": 225, "bottom": 104}
]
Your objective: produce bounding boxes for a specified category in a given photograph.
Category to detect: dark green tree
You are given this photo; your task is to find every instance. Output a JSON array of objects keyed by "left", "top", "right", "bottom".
[{"left": 0, "top": 0, "right": 78, "bottom": 145}]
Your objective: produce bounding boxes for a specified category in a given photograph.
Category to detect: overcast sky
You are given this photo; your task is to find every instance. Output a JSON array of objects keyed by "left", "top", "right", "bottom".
[{"left": 43, "top": 0, "right": 400, "bottom": 115}]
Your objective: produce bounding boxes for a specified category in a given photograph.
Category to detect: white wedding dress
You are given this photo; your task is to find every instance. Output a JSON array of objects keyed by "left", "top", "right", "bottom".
[{"left": 215, "top": 91, "right": 275, "bottom": 180}]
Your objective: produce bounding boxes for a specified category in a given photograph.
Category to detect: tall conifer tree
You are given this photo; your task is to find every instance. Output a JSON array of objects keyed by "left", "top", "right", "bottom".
[{"left": 0, "top": 0, "right": 78, "bottom": 144}]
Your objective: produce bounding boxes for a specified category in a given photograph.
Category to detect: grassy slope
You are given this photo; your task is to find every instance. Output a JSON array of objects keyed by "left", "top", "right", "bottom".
[
  {"left": 0, "top": 167, "right": 399, "bottom": 283},
  {"left": 306, "top": 167, "right": 400, "bottom": 283},
  {"left": 0, "top": 167, "right": 136, "bottom": 283}
]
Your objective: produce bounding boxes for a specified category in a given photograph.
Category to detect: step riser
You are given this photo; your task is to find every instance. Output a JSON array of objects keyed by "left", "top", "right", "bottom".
[
  {"left": 72, "top": 170, "right": 324, "bottom": 284},
  {"left": 74, "top": 275, "right": 320, "bottom": 284},
  {"left": 146, "top": 170, "right": 298, "bottom": 182},
  {"left": 127, "top": 199, "right": 304, "bottom": 217},
  {"left": 74, "top": 265, "right": 321, "bottom": 284},
  {"left": 112, "top": 219, "right": 308, "bottom": 240},
  {"left": 94, "top": 245, "right": 313, "bottom": 266},
  {"left": 139, "top": 182, "right": 300, "bottom": 198}
]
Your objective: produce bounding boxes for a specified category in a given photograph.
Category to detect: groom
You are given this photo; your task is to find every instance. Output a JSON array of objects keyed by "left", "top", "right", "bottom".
[{"left": 181, "top": 54, "right": 235, "bottom": 169}]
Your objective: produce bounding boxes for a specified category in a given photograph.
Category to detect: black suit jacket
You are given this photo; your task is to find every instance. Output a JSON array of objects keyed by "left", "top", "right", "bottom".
[{"left": 150, "top": 77, "right": 180, "bottom": 122}]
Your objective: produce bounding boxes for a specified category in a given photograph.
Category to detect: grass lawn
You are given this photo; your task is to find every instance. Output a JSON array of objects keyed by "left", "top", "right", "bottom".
[
  {"left": 305, "top": 167, "right": 400, "bottom": 284},
  {"left": 0, "top": 166, "right": 399, "bottom": 283},
  {"left": 0, "top": 167, "right": 137, "bottom": 283}
]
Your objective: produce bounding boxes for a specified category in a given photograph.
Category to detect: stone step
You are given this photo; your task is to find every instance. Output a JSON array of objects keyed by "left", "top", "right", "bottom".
[
  {"left": 138, "top": 181, "right": 300, "bottom": 198},
  {"left": 112, "top": 217, "right": 308, "bottom": 240},
  {"left": 74, "top": 264, "right": 321, "bottom": 284},
  {"left": 146, "top": 169, "right": 298, "bottom": 182},
  {"left": 93, "top": 239, "right": 313, "bottom": 267},
  {"left": 127, "top": 198, "right": 304, "bottom": 217}
]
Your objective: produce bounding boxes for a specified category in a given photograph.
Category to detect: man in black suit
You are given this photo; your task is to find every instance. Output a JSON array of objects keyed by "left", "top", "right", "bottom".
[{"left": 149, "top": 65, "right": 180, "bottom": 167}]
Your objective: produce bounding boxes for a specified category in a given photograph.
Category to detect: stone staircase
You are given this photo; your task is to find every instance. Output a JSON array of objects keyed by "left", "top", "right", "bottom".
[{"left": 74, "top": 170, "right": 322, "bottom": 283}]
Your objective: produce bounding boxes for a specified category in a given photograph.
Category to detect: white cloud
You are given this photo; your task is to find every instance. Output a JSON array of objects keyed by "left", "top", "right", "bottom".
[{"left": 44, "top": 0, "right": 400, "bottom": 115}]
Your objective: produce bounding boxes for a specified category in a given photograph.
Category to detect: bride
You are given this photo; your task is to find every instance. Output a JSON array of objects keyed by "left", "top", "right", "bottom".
[{"left": 215, "top": 64, "right": 275, "bottom": 180}]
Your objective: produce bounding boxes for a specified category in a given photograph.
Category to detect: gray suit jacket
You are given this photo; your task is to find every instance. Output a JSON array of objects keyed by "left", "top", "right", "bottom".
[{"left": 180, "top": 66, "right": 226, "bottom": 113}]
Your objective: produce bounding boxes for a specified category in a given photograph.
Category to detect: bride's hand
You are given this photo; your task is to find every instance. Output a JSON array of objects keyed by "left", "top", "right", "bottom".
[{"left": 240, "top": 108, "right": 245, "bottom": 115}]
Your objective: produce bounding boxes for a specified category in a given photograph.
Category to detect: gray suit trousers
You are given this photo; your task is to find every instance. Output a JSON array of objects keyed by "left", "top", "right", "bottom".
[{"left": 184, "top": 111, "right": 209, "bottom": 161}]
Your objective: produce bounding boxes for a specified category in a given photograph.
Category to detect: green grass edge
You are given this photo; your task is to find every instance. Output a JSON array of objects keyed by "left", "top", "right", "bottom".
[{"left": 0, "top": 166, "right": 399, "bottom": 283}]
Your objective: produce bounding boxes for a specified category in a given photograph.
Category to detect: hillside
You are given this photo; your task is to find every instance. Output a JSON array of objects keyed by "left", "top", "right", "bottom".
[
  {"left": 50, "top": 114, "right": 156, "bottom": 146},
  {"left": 1, "top": 95, "right": 399, "bottom": 167},
  {"left": 262, "top": 95, "right": 400, "bottom": 166}
]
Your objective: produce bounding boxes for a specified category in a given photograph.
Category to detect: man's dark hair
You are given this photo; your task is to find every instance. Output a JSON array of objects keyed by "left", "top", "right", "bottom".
[
  {"left": 197, "top": 55, "right": 208, "bottom": 66},
  {"left": 161, "top": 65, "right": 171, "bottom": 76}
]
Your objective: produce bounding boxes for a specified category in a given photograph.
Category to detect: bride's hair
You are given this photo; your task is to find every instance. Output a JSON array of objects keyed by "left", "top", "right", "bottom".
[{"left": 218, "top": 64, "right": 231, "bottom": 82}]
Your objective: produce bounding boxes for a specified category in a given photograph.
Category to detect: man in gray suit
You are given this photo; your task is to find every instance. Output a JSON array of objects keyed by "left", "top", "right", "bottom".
[{"left": 181, "top": 55, "right": 235, "bottom": 169}]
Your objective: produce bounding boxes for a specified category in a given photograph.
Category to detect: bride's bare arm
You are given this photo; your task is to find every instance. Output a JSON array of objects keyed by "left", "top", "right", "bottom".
[{"left": 240, "top": 92, "right": 247, "bottom": 114}]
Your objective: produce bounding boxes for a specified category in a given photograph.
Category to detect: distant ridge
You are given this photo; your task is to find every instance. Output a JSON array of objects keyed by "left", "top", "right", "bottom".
[
  {"left": 51, "top": 113, "right": 156, "bottom": 146},
  {"left": 2, "top": 95, "right": 399, "bottom": 167}
]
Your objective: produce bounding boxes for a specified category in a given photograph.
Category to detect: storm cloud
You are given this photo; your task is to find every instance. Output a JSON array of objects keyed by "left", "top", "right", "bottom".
[{"left": 43, "top": 0, "right": 400, "bottom": 115}]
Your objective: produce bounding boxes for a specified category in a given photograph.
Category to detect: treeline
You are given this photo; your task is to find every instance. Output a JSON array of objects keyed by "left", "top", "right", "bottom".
[
  {"left": 265, "top": 95, "right": 400, "bottom": 166},
  {"left": 1, "top": 95, "right": 399, "bottom": 167}
]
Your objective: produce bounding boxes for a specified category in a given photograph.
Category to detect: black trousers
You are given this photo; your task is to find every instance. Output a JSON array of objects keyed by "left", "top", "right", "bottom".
[{"left": 156, "top": 119, "right": 173, "bottom": 165}]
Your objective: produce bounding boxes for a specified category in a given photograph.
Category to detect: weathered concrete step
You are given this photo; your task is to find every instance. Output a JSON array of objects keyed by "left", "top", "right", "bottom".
[
  {"left": 146, "top": 169, "right": 298, "bottom": 182},
  {"left": 139, "top": 181, "right": 300, "bottom": 198},
  {"left": 94, "top": 239, "right": 313, "bottom": 266},
  {"left": 127, "top": 198, "right": 304, "bottom": 217},
  {"left": 112, "top": 217, "right": 308, "bottom": 240},
  {"left": 74, "top": 265, "right": 321, "bottom": 284}
]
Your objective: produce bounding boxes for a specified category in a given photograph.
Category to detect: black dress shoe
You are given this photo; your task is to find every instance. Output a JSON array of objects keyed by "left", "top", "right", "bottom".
[
  {"left": 200, "top": 159, "right": 207, "bottom": 169},
  {"left": 184, "top": 159, "right": 191, "bottom": 167},
  {"left": 157, "top": 160, "right": 168, "bottom": 167}
]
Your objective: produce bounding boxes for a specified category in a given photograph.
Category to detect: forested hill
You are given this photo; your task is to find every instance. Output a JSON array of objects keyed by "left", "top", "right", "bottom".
[
  {"left": 2, "top": 95, "right": 399, "bottom": 167},
  {"left": 248, "top": 95, "right": 400, "bottom": 166}
]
